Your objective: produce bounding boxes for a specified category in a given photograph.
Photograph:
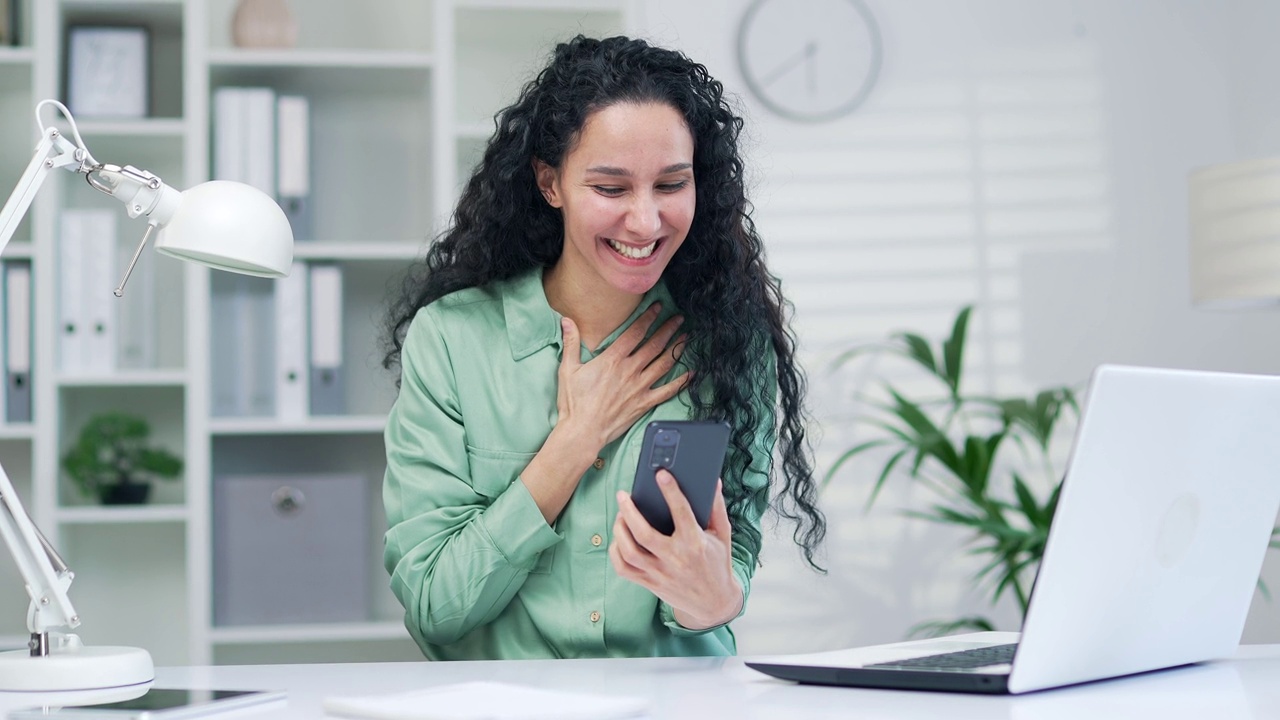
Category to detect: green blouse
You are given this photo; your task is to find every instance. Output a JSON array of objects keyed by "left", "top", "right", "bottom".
[{"left": 382, "top": 268, "right": 772, "bottom": 660}]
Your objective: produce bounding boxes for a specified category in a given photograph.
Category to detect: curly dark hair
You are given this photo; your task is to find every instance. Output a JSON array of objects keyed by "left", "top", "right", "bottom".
[{"left": 384, "top": 35, "right": 825, "bottom": 569}]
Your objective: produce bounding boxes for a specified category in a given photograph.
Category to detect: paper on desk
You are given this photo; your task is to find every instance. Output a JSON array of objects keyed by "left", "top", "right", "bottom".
[{"left": 322, "top": 681, "right": 648, "bottom": 720}]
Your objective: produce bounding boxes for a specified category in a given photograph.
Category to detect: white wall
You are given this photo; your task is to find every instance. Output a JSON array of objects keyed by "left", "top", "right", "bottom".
[{"left": 636, "top": 0, "right": 1280, "bottom": 654}]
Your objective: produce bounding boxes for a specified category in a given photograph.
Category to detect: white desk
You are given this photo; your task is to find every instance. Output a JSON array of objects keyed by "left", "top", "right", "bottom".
[{"left": 2, "top": 646, "right": 1278, "bottom": 719}]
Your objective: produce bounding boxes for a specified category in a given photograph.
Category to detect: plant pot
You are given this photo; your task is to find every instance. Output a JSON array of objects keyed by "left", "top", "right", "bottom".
[{"left": 101, "top": 482, "right": 151, "bottom": 505}]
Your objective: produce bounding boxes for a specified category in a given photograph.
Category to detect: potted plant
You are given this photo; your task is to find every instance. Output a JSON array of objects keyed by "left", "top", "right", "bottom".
[
  {"left": 62, "top": 412, "right": 184, "bottom": 505},
  {"left": 825, "top": 306, "right": 1079, "bottom": 636}
]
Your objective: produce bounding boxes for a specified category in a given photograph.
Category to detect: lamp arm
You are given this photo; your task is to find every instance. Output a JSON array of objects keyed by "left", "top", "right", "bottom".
[
  {"left": 0, "top": 466, "right": 78, "bottom": 638},
  {"left": 0, "top": 127, "right": 89, "bottom": 257}
]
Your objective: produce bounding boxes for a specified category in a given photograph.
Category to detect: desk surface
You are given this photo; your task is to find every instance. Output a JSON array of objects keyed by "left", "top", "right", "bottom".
[{"left": 3, "top": 645, "right": 1279, "bottom": 719}]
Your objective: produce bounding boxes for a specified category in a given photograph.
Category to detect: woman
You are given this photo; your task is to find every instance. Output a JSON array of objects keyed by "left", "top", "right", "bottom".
[{"left": 382, "top": 35, "right": 824, "bottom": 660}]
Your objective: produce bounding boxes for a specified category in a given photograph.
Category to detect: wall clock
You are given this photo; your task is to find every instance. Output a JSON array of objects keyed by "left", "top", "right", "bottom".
[{"left": 736, "top": 0, "right": 883, "bottom": 123}]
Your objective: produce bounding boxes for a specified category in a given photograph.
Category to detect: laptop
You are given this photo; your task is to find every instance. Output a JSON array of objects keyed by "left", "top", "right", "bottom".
[{"left": 747, "top": 364, "right": 1280, "bottom": 694}]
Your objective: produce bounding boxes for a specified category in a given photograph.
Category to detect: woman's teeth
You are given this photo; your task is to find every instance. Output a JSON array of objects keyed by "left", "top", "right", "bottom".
[{"left": 607, "top": 239, "right": 656, "bottom": 260}]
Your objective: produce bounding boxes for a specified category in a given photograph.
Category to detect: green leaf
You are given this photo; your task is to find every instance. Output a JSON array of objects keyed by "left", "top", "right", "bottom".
[
  {"left": 892, "top": 332, "right": 938, "bottom": 377},
  {"left": 866, "top": 448, "right": 911, "bottom": 509},
  {"left": 1011, "top": 474, "right": 1040, "bottom": 524},
  {"left": 940, "top": 306, "right": 972, "bottom": 397}
]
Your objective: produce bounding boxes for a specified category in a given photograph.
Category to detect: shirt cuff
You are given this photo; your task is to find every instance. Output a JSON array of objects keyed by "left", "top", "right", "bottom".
[
  {"left": 478, "top": 476, "right": 563, "bottom": 571},
  {"left": 659, "top": 564, "right": 750, "bottom": 636}
]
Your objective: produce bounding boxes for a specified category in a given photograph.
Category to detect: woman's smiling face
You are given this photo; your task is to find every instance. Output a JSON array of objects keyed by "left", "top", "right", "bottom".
[{"left": 537, "top": 101, "right": 696, "bottom": 298}]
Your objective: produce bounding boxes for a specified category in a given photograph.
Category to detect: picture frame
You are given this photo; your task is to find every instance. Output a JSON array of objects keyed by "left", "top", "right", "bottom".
[{"left": 65, "top": 25, "right": 150, "bottom": 118}]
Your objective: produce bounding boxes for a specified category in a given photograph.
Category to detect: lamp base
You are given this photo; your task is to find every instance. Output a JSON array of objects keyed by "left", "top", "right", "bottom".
[{"left": 0, "top": 645, "right": 153, "bottom": 691}]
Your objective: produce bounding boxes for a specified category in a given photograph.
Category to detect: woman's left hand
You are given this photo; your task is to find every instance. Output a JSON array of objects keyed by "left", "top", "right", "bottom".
[{"left": 610, "top": 471, "right": 743, "bottom": 630}]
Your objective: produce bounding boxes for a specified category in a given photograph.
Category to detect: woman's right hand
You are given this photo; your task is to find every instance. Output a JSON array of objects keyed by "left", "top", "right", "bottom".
[{"left": 556, "top": 303, "right": 689, "bottom": 451}]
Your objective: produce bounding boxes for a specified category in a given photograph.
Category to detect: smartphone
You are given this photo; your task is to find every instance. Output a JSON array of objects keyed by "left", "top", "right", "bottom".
[
  {"left": 629, "top": 420, "right": 731, "bottom": 535},
  {"left": 8, "top": 688, "right": 286, "bottom": 720}
]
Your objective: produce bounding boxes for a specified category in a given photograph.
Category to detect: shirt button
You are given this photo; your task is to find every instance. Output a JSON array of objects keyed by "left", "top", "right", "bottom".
[
  {"left": 590, "top": 611, "right": 601, "bottom": 623},
  {"left": 593, "top": 457, "right": 605, "bottom": 470},
  {"left": 591, "top": 534, "right": 603, "bottom": 547}
]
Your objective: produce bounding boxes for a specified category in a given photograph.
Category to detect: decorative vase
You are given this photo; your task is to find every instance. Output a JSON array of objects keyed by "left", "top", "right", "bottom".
[
  {"left": 101, "top": 481, "right": 151, "bottom": 505},
  {"left": 231, "top": 0, "right": 297, "bottom": 49}
]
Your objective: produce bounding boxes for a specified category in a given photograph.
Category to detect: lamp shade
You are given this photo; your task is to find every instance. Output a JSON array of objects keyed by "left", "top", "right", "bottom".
[
  {"left": 1189, "top": 157, "right": 1280, "bottom": 309},
  {"left": 155, "top": 180, "right": 293, "bottom": 277}
]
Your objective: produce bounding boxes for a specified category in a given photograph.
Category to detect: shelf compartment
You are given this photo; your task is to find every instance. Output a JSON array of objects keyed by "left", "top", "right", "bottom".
[
  {"left": 59, "top": 522, "right": 188, "bottom": 667},
  {"left": 58, "top": 385, "right": 187, "bottom": 507},
  {"left": 208, "top": 69, "right": 432, "bottom": 244},
  {"left": 59, "top": 1, "right": 185, "bottom": 120}
]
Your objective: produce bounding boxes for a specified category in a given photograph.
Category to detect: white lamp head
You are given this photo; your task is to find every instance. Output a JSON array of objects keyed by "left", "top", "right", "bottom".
[
  {"left": 155, "top": 180, "right": 293, "bottom": 277},
  {"left": 1189, "top": 156, "right": 1280, "bottom": 309}
]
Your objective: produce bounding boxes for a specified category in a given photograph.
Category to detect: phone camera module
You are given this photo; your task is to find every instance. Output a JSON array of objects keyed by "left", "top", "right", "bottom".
[{"left": 650, "top": 428, "right": 680, "bottom": 468}]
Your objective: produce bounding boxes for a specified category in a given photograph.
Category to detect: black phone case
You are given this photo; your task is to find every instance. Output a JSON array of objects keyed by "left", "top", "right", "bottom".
[{"left": 629, "top": 420, "right": 731, "bottom": 535}]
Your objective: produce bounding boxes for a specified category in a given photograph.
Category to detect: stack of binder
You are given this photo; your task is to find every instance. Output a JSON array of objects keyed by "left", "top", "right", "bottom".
[
  {"left": 58, "top": 209, "right": 117, "bottom": 376},
  {"left": 210, "top": 262, "right": 346, "bottom": 419},
  {"left": 213, "top": 86, "right": 311, "bottom": 239}
]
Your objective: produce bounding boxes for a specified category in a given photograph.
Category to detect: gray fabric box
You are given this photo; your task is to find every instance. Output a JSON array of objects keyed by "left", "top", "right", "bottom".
[{"left": 213, "top": 473, "right": 369, "bottom": 626}]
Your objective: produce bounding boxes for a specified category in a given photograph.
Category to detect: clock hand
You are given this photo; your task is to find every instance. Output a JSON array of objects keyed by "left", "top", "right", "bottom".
[{"left": 760, "top": 41, "right": 818, "bottom": 89}]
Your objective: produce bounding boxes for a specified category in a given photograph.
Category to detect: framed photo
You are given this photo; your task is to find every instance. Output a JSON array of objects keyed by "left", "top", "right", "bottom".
[{"left": 65, "top": 25, "right": 149, "bottom": 118}]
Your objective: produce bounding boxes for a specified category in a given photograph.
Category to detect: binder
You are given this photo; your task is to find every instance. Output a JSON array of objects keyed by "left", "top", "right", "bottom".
[
  {"left": 275, "top": 261, "right": 309, "bottom": 420},
  {"left": 308, "top": 264, "right": 344, "bottom": 415},
  {"left": 82, "top": 213, "right": 117, "bottom": 375},
  {"left": 276, "top": 95, "right": 311, "bottom": 242},
  {"left": 213, "top": 87, "right": 246, "bottom": 183},
  {"left": 242, "top": 87, "right": 276, "bottom": 196},
  {"left": 245, "top": 276, "right": 276, "bottom": 417},
  {"left": 58, "top": 209, "right": 116, "bottom": 375},
  {"left": 57, "top": 211, "right": 87, "bottom": 375},
  {"left": 210, "top": 272, "right": 241, "bottom": 417},
  {"left": 3, "top": 261, "right": 31, "bottom": 423},
  {"left": 210, "top": 274, "right": 276, "bottom": 417}
]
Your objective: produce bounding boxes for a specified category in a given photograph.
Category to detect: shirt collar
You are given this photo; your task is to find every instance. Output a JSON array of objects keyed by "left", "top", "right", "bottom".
[{"left": 502, "top": 267, "right": 676, "bottom": 361}]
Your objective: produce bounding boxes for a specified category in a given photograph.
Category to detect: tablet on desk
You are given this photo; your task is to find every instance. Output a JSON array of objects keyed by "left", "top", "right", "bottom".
[{"left": 8, "top": 688, "right": 286, "bottom": 720}]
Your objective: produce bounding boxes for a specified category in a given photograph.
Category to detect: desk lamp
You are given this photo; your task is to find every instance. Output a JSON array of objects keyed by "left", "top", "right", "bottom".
[
  {"left": 0, "top": 100, "right": 293, "bottom": 691},
  {"left": 1189, "top": 157, "right": 1280, "bottom": 308}
]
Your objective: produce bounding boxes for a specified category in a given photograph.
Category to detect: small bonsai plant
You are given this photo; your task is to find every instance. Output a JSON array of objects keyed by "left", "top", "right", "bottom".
[{"left": 62, "top": 412, "right": 184, "bottom": 505}]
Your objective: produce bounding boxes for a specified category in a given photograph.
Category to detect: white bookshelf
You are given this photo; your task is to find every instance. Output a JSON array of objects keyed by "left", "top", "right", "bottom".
[{"left": 4, "top": 0, "right": 632, "bottom": 667}]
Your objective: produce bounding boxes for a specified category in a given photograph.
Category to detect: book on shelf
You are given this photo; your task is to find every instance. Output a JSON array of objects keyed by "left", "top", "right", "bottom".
[
  {"left": 3, "top": 260, "right": 31, "bottom": 423},
  {"left": 275, "top": 260, "right": 309, "bottom": 421},
  {"left": 210, "top": 274, "right": 275, "bottom": 418},
  {"left": 276, "top": 95, "right": 311, "bottom": 242},
  {"left": 308, "top": 263, "right": 344, "bottom": 416}
]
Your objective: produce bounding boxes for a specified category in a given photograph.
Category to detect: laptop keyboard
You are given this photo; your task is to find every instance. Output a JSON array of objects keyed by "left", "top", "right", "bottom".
[{"left": 866, "top": 643, "right": 1018, "bottom": 671}]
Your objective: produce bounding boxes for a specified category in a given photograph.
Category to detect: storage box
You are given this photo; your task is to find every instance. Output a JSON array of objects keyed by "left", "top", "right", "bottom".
[{"left": 213, "top": 473, "right": 369, "bottom": 626}]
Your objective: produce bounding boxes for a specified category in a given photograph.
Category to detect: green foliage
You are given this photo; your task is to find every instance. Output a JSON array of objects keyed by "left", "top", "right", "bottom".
[
  {"left": 61, "top": 413, "right": 183, "bottom": 502},
  {"left": 826, "top": 306, "right": 1078, "bottom": 635}
]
